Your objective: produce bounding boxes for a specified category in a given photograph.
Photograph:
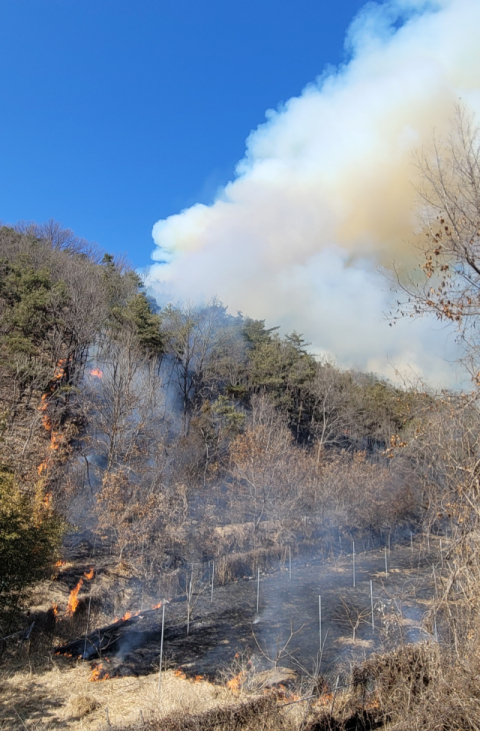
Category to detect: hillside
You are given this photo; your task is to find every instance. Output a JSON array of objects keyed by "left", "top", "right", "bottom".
[{"left": 1, "top": 222, "right": 480, "bottom": 730}]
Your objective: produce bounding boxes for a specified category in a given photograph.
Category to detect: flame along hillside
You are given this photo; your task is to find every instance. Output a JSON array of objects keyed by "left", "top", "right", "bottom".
[{"left": 2, "top": 219, "right": 480, "bottom": 729}]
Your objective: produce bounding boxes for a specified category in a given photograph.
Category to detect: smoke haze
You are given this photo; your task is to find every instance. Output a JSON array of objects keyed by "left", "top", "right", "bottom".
[{"left": 146, "top": 0, "right": 480, "bottom": 386}]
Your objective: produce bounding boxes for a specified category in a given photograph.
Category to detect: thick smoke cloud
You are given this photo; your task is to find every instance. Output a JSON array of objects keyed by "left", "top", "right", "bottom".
[{"left": 146, "top": 0, "right": 480, "bottom": 386}]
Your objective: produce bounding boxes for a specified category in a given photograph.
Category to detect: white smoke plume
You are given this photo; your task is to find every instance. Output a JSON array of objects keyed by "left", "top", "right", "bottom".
[{"left": 146, "top": 0, "right": 480, "bottom": 387}]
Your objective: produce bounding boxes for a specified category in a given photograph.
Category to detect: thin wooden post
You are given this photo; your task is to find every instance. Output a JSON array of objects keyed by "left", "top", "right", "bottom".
[
  {"left": 353, "top": 541, "right": 356, "bottom": 588},
  {"left": 158, "top": 603, "right": 165, "bottom": 695},
  {"left": 211, "top": 561, "right": 215, "bottom": 602},
  {"left": 318, "top": 595, "right": 322, "bottom": 651},
  {"left": 83, "top": 593, "right": 93, "bottom": 660},
  {"left": 289, "top": 546, "right": 292, "bottom": 581},
  {"left": 256, "top": 568, "right": 260, "bottom": 614},
  {"left": 370, "top": 579, "right": 374, "bottom": 633},
  {"left": 385, "top": 547, "right": 388, "bottom": 577},
  {"left": 187, "top": 573, "right": 192, "bottom": 636},
  {"left": 331, "top": 675, "right": 340, "bottom": 715}
]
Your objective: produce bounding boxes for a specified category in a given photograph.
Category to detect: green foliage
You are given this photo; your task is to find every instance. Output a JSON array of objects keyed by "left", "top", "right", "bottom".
[
  {"left": 0, "top": 468, "right": 64, "bottom": 611},
  {"left": 124, "top": 293, "right": 164, "bottom": 354},
  {"left": 101, "top": 255, "right": 163, "bottom": 355},
  {"left": 242, "top": 317, "right": 278, "bottom": 347},
  {"left": 0, "top": 260, "right": 69, "bottom": 356},
  {"left": 212, "top": 395, "right": 246, "bottom": 433}
]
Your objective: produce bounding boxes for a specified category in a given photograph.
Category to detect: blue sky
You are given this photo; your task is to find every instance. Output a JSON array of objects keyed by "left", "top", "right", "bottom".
[
  {"left": 0, "top": 0, "right": 367, "bottom": 267},
  {"left": 3, "top": 0, "right": 478, "bottom": 385}
]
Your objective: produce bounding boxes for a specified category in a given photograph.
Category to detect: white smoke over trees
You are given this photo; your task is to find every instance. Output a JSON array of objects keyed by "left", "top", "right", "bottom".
[{"left": 146, "top": 0, "right": 480, "bottom": 387}]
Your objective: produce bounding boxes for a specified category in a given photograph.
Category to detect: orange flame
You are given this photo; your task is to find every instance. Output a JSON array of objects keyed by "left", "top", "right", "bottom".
[
  {"left": 90, "top": 368, "right": 103, "bottom": 378},
  {"left": 55, "top": 560, "right": 66, "bottom": 567},
  {"left": 52, "top": 602, "right": 58, "bottom": 617},
  {"left": 118, "top": 609, "right": 141, "bottom": 621},
  {"left": 174, "top": 669, "right": 187, "bottom": 679},
  {"left": 42, "top": 415, "right": 52, "bottom": 430},
  {"left": 53, "top": 360, "right": 66, "bottom": 381},
  {"left": 226, "top": 671, "right": 245, "bottom": 693},
  {"left": 38, "top": 395, "right": 51, "bottom": 429},
  {"left": 66, "top": 578, "right": 83, "bottom": 616},
  {"left": 84, "top": 568, "right": 94, "bottom": 580},
  {"left": 90, "top": 663, "right": 111, "bottom": 682},
  {"left": 152, "top": 602, "right": 162, "bottom": 609},
  {"left": 38, "top": 460, "right": 48, "bottom": 475},
  {"left": 50, "top": 432, "right": 63, "bottom": 450},
  {"left": 314, "top": 692, "right": 334, "bottom": 708}
]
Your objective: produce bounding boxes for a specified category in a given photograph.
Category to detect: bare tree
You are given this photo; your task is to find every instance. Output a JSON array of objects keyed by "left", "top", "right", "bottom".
[{"left": 393, "top": 105, "right": 480, "bottom": 375}]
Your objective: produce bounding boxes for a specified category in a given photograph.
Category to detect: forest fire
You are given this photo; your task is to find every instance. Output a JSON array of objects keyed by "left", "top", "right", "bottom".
[
  {"left": 52, "top": 602, "right": 58, "bottom": 617},
  {"left": 173, "top": 669, "right": 204, "bottom": 684},
  {"left": 36, "top": 361, "right": 69, "bottom": 474},
  {"left": 84, "top": 568, "right": 94, "bottom": 580},
  {"left": 50, "top": 432, "right": 63, "bottom": 450},
  {"left": 53, "top": 360, "right": 66, "bottom": 380},
  {"left": 314, "top": 692, "right": 334, "bottom": 708},
  {"left": 90, "top": 662, "right": 111, "bottom": 682},
  {"left": 120, "top": 609, "right": 142, "bottom": 621},
  {"left": 90, "top": 368, "right": 103, "bottom": 378},
  {"left": 37, "top": 460, "right": 48, "bottom": 475},
  {"left": 37, "top": 429, "right": 65, "bottom": 474},
  {"left": 226, "top": 671, "right": 245, "bottom": 693},
  {"left": 66, "top": 578, "right": 83, "bottom": 616}
]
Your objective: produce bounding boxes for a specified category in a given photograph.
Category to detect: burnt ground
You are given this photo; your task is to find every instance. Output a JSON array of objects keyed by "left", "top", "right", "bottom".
[{"left": 55, "top": 535, "right": 441, "bottom": 683}]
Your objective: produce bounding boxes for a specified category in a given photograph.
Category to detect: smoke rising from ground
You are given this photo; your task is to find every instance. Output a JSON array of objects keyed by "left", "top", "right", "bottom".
[{"left": 146, "top": 0, "right": 480, "bottom": 386}]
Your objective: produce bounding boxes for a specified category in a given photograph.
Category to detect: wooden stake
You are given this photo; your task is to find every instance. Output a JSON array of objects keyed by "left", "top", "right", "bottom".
[
  {"left": 187, "top": 574, "right": 192, "bottom": 636},
  {"left": 331, "top": 675, "right": 340, "bottom": 715},
  {"left": 353, "top": 541, "right": 356, "bottom": 587},
  {"left": 385, "top": 546, "right": 388, "bottom": 577},
  {"left": 288, "top": 546, "right": 292, "bottom": 581},
  {"left": 211, "top": 561, "right": 214, "bottom": 602},
  {"left": 256, "top": 568, "right": 260, "bottom": 614},
  {"left": 370, "top": 579, "right": 374, "bottom": 633},
  {"left": 83, "top": 593, "right": 93, "bottom": 660},
  {"left": 318, "top": 595, "right": 322, "bottom": 651},
  {"left": 158, "top": 602, "right": 165, "bottom": 695}
]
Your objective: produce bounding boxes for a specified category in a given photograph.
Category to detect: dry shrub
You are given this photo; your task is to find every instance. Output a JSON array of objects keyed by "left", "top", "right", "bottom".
[
  {"left": 215, "top": 547, "right": 283, "bottom": 585},
  {"left": 111, "top": 695, "right": 292, "bottom": 731},
  {"left": 63, "top": 692, "right": 100, "bottom": 719},
  {"left": 359, "top": 643, "right": 480, "bottom": 731},
  {"left": 361, "top": 643, "right": 441, "bottom": 708}
]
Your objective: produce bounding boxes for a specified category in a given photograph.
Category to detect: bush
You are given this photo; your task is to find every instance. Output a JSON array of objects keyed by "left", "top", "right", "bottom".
[{"left": 0, "top": 466, "right": 64, "bottom": 613}]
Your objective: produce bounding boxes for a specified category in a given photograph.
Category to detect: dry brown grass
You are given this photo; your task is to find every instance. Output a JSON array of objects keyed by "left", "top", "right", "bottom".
[{"left": 0, "top": 662, "right": 243, "bottom": 730}]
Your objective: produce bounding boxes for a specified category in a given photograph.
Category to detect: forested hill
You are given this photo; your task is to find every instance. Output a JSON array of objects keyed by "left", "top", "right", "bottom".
[{"left": 0, "top": 221, "right": 447, "bottom": 612}]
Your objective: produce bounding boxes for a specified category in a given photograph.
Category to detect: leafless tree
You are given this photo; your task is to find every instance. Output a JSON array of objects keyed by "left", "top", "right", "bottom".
[{"left": 393, "top": 104, "right": 480, "bottom": 376}]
